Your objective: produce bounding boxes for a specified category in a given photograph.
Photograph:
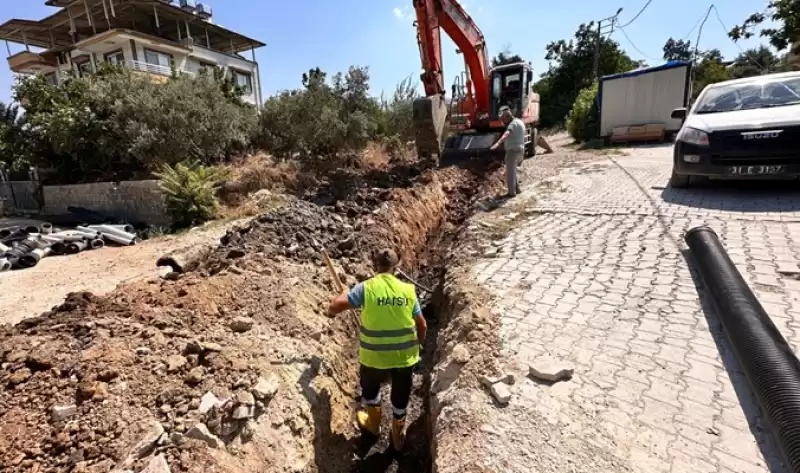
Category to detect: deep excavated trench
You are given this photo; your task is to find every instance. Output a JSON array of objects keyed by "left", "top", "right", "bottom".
[
  {"left": 302, "top": 159, "right": 505, "bottom": 473},
  {"left": 0, "top": 157, "right": 505, "bottom": 473}
]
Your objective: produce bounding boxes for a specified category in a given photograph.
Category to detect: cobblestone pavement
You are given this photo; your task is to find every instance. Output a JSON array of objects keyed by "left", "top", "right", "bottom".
[{"left": 470, "top": 144, "right": 800, "bottom": 473}]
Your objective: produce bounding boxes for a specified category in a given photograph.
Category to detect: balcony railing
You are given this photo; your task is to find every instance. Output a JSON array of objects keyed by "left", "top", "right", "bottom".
[{"left": 124, "top": 60, "right": 195, "bottom": 77}]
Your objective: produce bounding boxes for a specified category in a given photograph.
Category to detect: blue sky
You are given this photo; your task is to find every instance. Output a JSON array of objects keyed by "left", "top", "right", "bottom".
[{"left": 0, "top": 0, "right": 772, "bottom": 103}]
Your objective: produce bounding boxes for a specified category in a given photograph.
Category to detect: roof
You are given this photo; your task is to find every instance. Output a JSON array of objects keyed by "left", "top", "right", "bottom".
[
  {"left": 0, "top": 0, "right": 264, "bottom": 53},
  {"left": 600, "top": 60, "right": 692, "bottom": 82}
]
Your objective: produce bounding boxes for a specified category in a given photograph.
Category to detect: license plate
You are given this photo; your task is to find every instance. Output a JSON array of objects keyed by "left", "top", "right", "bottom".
[{"left": 728, "top": 165, "right": 784, "bottom": 176}]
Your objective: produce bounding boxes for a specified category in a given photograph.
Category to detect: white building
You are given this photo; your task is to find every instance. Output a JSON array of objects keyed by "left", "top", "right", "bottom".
[{"left": 1, "top": 0, "right": 265, "bottom": 105}]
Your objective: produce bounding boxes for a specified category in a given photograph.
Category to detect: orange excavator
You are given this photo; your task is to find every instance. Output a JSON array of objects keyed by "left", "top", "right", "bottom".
[{"left": 411, "top": 0, "right": 541, "bottom": 167}]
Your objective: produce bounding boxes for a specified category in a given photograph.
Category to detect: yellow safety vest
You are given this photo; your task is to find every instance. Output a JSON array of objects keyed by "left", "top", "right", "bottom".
[{"left": 360, "top": 273, "right": 420, "bottom": 369}]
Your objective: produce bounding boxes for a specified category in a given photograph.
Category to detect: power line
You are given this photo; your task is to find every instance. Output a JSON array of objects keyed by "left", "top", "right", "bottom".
[
  {"left": 693, "top": 4, "right": 714, "bottom": 61},
  {"left": 614, "top": 19, "right": 662, "bottom": 61},
  {"left": 681, "top": 9, "right": 708, "bottom": 40},
  {"left": 617, "top": 0, "right": 654, "bottom": 28},
  {"left": 711, "top": 5, "right": 769, "bottom": 71}
]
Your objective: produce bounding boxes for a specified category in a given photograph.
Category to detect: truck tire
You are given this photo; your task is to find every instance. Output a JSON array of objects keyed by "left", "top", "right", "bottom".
[{"left": 670, "top": 169, "right": 691, "bottom": 188}]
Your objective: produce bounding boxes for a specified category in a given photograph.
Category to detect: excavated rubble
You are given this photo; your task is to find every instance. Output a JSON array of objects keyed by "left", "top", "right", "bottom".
[{"left": 0, "top": 158, "right": 505, "bottom": 473}]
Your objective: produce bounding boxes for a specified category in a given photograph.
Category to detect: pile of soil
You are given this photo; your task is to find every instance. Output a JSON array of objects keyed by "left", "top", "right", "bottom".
[{"left": 0, "top": 157, "right": 505, "bottom": 473}]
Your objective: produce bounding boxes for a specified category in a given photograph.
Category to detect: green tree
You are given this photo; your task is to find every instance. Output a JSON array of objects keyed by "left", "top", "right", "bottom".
[
  {"left": 729, "top": 0, "right": 800, "bottom": 53},
  {"left": 692, "top": 49, "right": 733, "bottom": 97},
  {"left": 662, "top": 38, "right": 693, "bottom": 61},
  {"left": 535, "top": 22, "right": 642, "bottom": 128},
  {"left": 730, "top": 46, "right": 785, "bottom": 78},
  {"left": 566, "top": 83, "right": 599, "bottom": 142},
  {"left": 12, "top": 67, "right": 256, "bottom": 183},
  {"left": 491, "top": 47, "right": 524, "bottom": 67},
  {"left": 0, "top": 101, "right": 28, "bottom": 170},
  {"left": 257, "top": 66, "right": 415, "bottom": 166}
]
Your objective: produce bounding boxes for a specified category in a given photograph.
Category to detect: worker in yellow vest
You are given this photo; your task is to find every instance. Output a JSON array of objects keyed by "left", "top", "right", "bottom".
[{"left": 327, "top": 248, "right": 427, "bottom": 451}]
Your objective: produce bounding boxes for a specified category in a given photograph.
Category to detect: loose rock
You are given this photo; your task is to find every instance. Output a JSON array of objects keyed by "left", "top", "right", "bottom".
[
  {"left": 51, "top": 405, "right": 78, "bottom": 422},
  {"left": 251, "top": 374, "right": 280, "bottom": 401},
  {"left": 236, "top": 390, "right": 255, "bottom": 406},
  {"left": 490, "top": 382, "right": 512, "bottom": 405},
  {"left": 528, "top": 356, "right": 575, "bottom": 383},
  {"left": 232, "top": 405, "right": 254, "bottom": 420},
  {"left": 479, "top": 373, "right": 515, "bottom": 388},
  {"left": 185, "top": 367, "right": 204, "bottom": 385},
  {"left": 141, "top": 454, "right": 171, "bottom": 473},
  {"left": 202, "top": 342, "right": 223, "bottom": 352},
  {"left": 198, "top": 392, "right": 220, "bottom": 415},
  {"left": 229, "top": 317, "right": 254, "bottom": 333},
  {"left": 127, "top": 421, "right": 165, "bottom": 459},
  {"left": 165, "top": 355, "right": 187, "bottom": 373},
  {"left": 185, "top": 423, "right": 223, "bottom": 448},
  {"left": 9, "top": 367, "right": 31, "bottom": 385},
  {"left": 451, "top": 344, "right": 471, "bottom": 364}
]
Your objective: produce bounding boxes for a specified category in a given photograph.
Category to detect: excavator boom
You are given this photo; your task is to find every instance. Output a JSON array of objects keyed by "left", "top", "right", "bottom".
[{"left": 411, "top": 0, "right": 491, "bottom": 159}]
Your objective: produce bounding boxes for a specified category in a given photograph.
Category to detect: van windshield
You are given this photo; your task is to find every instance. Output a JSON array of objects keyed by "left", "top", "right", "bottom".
[{"left": 695, "top": 75, "right": 800, "bottom": 114}]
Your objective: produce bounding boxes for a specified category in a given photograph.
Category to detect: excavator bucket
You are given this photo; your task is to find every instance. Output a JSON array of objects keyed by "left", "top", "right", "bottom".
[
  {"left": 412, "top": 95, "right": 448, "bottom": 159},
  {"left": 438, "top": 131, "right": 504, "bottom": 168}
]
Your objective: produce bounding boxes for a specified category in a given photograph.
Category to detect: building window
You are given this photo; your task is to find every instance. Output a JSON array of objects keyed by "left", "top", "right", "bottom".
[
  {"left": 143, "top": 48, "right": 173, "bottom": 74},
  {"left": 45, "top": 72, "right": 58, "bottom": 86},
  {"left": 199, "top": 61, "right": 216, "bottom": 74},
  {"left": 76, "top": 60, "right": 93, "bottom": 77},
  {"left": 231, "top": 69, "right": 252, "bottom": 94},
  {"left": 105, "top": 49, "right": 125, "bottom": 66}
]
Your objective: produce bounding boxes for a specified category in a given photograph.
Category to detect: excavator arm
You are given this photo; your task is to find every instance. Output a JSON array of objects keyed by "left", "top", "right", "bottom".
[{"left": 411, "top": 0, "right": 491, "bottom": 158}]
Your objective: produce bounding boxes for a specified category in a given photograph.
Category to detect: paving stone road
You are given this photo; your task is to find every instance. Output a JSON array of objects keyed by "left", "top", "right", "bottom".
[{"left": 471, "top": 144, "right": 800, "bottom": 473}]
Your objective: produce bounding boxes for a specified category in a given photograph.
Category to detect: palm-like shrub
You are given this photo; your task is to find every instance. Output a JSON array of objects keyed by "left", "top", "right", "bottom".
[{"left": 155, "top": 161, "right": 231, "bottom": 228}]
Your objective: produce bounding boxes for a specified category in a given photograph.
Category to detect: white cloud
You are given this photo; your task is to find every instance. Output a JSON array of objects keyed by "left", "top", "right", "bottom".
[{"left": 393, "top": 6, "right": 412, "bottom": 21}]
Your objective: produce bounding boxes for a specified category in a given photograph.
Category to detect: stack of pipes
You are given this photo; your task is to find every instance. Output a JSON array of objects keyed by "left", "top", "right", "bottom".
[{"left": 0, "top": 223, "right": 140, "bottom": 272}]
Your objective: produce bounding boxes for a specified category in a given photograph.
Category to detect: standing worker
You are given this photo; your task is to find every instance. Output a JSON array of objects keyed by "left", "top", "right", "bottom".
[
  {"left": 490, "top": 105, "right": 525, "bottom": 197},
  {"left": 327, "top": 248, "right": 427, "bottom": 451}
]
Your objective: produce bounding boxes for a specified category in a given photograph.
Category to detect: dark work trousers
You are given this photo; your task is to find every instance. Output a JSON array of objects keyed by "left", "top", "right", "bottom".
[{"left": 360, "top": 364, "right": 414, "bottom": 419}]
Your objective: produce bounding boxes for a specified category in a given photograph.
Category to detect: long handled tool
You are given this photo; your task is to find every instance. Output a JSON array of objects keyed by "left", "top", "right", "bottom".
[{"left": 304, "top": 234, "right": 358, "bottom": 322}]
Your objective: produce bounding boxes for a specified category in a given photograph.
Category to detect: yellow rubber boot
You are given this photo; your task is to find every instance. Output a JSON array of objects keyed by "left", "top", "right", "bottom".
[
  {"left": 391, "top": 417, "right": 406, "bottom": 451},
  {"left": 356, "top": 405, "right": 381, "bottom": 436}
]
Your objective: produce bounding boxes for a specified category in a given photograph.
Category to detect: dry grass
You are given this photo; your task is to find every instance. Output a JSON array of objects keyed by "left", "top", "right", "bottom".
[
  {"left": 217, "top": 142, "right": 408, "bottom": 216},
  {"left": 217, "top": 152, "right": 316, "bottom": 206}
]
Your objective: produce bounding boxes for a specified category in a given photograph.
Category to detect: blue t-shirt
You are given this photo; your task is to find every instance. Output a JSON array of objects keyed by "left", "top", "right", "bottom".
[{"left": 348, "top": 282, "right": 423, "bottom": 317}]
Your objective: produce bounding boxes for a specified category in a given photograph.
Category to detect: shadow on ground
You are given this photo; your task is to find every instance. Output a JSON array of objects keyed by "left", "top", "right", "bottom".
[
  {"left": 681, "top": 249, "right": 788, "bottom": 473},
  {"left": 661, "top": 180, "right": 800, "bottom": 214}
]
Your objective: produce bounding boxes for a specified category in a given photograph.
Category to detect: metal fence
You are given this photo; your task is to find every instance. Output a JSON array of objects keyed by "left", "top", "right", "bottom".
[{"left": 0, "top": 168, "right": 42, "bottom": 214}]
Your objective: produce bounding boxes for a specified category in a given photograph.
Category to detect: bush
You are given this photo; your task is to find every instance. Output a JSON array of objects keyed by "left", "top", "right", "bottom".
[
  {"left": 12, "top": 66, "right": 257, "bottom": 183},
  {"left": 565, "top": 83, "right": 599, "bottom": 142},
  {"left": 154, "top": 161, "right": 231, "bottom": 228},
  {"left": 257, "top": 67, "right": 418, "bottom": 168},
  {"left": 0, "top": 102, "right": 27, "bottom": 170}
]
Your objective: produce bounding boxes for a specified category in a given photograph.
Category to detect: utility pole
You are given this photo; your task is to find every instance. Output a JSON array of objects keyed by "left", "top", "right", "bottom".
[{"left": 592, "top": 7, "right": 624, "bottom": 82}]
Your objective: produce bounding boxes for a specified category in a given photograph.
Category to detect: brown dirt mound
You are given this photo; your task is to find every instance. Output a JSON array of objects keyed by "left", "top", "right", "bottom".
[{"left": 0, "top": 156, "right": 506, "bottom": 473}]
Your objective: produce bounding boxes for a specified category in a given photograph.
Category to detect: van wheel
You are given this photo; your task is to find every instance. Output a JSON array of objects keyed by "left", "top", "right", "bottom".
[{"left": 670, "top": 170, "right": 691, "bottom": 188}]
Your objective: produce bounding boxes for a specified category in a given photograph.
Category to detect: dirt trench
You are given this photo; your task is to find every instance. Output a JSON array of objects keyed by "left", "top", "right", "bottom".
[{"left": 0, "top": 158, "right": 505, "bottom": 473}]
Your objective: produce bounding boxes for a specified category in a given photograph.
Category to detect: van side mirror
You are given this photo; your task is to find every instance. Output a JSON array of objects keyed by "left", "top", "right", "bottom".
[
  {"left": 671, "top": 108, "right": 687, "bottom": 120},
  {"left": 527, "top": 70, "right": 533, "bottom": 83}
]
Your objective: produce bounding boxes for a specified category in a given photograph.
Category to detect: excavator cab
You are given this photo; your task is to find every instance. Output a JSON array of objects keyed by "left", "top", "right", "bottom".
[{"left": 489, "top": 62, "right": 534, "bottom": 120}]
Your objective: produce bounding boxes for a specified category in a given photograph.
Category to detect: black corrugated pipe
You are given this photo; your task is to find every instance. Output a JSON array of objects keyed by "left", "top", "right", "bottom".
[
  {"left": 0, "top": 228, "right": 28, "bottom": 244},
  {"left": 0, "top": 226, "right": 19, "bottom": 239},
  {"left": 685, "top": 226, "right": 800, "bottom": 470},
  {"left": 6, "top": 238, "right": 39, "bottom": 269}
]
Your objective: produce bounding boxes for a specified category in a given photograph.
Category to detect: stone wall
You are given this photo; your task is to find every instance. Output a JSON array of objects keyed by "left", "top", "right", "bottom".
[{"left": 42, "top": 180, "right": 171, "bottom": 227}]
